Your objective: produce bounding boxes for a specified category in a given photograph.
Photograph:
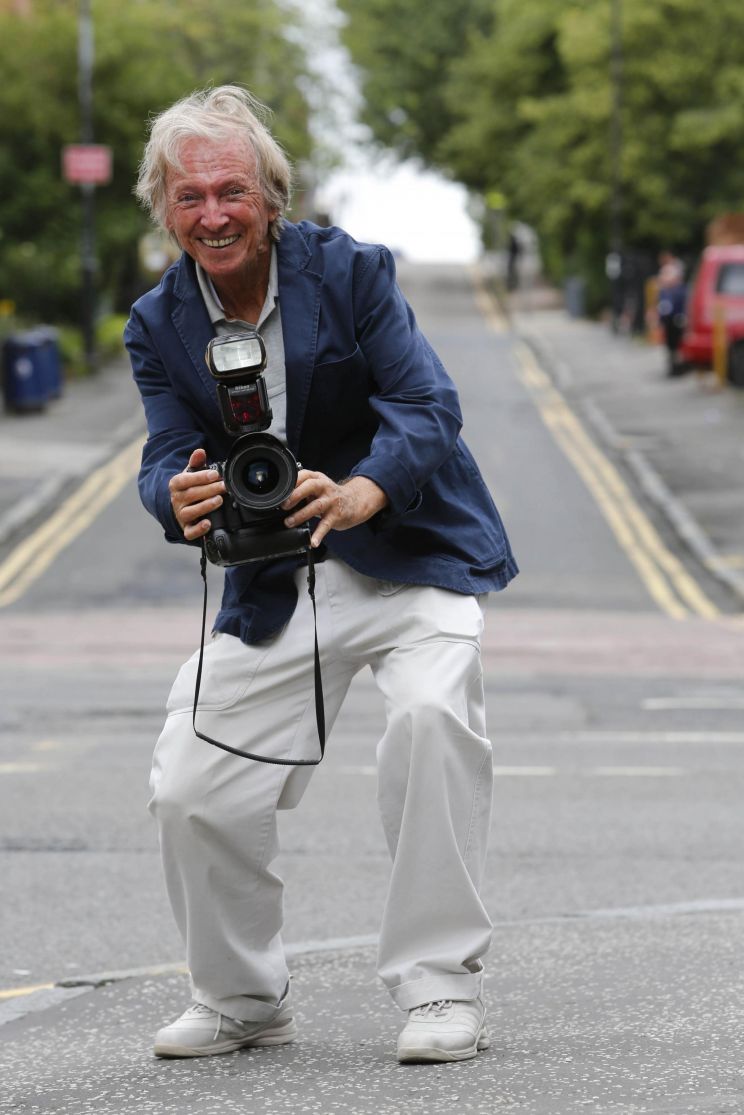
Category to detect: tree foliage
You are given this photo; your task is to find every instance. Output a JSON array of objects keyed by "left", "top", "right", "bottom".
[
  {"left": 340, "top": 0, "right": 744, "bottom": 301},
  {"left": 0, "top": 0, "right": 313, "bottom": 323},
  {"left": 337, "top": 0, "right": 492, "bottom": 168}
]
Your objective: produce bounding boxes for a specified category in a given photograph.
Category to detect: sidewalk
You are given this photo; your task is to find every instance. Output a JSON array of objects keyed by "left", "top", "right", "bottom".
[
  {"left": 508, "top": 282, "right": 744, "bottom": 609},
  {"left": 0, "top": 354, "right": 144, "bottom": 552}
]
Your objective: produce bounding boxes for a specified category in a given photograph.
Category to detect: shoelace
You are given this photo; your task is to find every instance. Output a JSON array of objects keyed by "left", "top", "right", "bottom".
[
  {"left": 185, "top": 1002, "right": 224, "bottom": 1042},
  {"left": 411, "top": 1000, "right": 453, "bottom": 1019}
]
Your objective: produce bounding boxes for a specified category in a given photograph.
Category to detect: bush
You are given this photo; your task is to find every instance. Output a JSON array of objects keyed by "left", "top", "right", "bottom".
[
  {"left": 56, "top": 325, "right": 85, "bottom": 378},
  {"left": 96, "top": 313, "right": 128, "bottom": 361},
  {"left": 55, "top": 314, "right": 128, "bottom": 377}
]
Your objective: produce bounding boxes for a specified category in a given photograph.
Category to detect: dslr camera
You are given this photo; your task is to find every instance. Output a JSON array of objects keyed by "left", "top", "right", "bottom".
[{"left": 200, "top": 330, "right": 310, "bottom": 566}]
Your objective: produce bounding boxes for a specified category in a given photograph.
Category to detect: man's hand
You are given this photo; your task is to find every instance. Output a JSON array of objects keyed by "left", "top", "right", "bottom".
[
  {"left": 282, "top": 470, "right": 388, "bottom": 549},
  {"left": 169, "top": 448, "right": 226, "bottom": 541}
]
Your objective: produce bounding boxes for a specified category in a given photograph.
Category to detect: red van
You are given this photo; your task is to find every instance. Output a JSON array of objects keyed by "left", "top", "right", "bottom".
[{"left": 681, "top": 245, "right": 744, "bottom": 385}]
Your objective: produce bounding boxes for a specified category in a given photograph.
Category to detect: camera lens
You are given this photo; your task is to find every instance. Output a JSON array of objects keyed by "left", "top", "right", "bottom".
[
  {"left": 242, "top": 458, "right": 279, "bottom": 496},
  {"left": 224, "top": 433, "right": 296, "bottom": 511}
]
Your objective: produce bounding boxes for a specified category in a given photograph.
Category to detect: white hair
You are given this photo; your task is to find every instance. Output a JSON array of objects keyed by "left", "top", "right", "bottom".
[{"left": 135, "top": 85, "right": 293, "bottom": 242}]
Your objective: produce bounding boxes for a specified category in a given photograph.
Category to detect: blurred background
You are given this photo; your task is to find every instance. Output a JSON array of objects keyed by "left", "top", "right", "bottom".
[{"left": 2, "top": 0, "right": 744, "bottom": 375}]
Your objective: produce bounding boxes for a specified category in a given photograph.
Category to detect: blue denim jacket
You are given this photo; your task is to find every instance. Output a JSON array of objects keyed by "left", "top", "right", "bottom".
[{"left": 125, "top": 221, "right": 518, "bottom": 643}]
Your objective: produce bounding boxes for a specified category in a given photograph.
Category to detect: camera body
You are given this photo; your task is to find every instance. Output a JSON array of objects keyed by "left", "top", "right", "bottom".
[{"left": 202, "top": 331, "right": 310, "bottom": 566}]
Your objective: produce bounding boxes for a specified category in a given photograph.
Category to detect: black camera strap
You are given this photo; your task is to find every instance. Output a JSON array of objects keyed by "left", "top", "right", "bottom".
[{"left": 191, "top": 542, "right": 326, "bottom": 765}]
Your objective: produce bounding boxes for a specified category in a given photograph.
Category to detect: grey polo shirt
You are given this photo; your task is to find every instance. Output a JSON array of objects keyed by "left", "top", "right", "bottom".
[{"left": 195, "top": 247, "right": 288, "bottom": 443}]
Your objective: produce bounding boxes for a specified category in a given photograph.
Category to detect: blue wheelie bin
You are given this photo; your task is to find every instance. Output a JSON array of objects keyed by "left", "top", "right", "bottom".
[
  {"left": 2, "top": 331, "right": 48, "bottom": 412},
  {"left": 31, "top": 326, "right": 63, "bottom": 400}
]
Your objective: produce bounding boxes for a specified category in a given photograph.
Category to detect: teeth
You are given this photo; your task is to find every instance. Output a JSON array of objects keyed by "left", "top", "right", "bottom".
[{"left": 202, "top": 236, "right": 239, "bottom": 248}]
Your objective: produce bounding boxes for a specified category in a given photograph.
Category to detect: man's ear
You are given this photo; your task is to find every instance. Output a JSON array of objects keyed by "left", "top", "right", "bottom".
[{"left": 164, "top": 216, "right": 180, "bottom": 248}]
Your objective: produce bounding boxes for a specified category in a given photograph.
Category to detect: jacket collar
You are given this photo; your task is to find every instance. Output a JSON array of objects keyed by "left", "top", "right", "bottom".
[
  {"left": 171, "top": 253, "right": 220, "bottom": 417},
  {"left": 171, "top": 224, "right": 322, "bottom": 452}
]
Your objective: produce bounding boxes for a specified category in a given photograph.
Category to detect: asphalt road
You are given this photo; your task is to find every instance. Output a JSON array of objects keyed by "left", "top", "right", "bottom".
[{"left": 1, "top": 262, "right": 744, "bottom": 1112}]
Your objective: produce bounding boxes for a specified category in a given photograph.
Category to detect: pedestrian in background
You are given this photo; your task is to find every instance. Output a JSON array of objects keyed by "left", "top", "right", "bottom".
[
  {"left": 506, "top": 229, "right": 521, "bottom": 292},
  {"left": 657, "top": 253, "right": 688, "bottom": 376},
  {"left": 125, "top": 85, "right": 517, "bottom": 1065}
]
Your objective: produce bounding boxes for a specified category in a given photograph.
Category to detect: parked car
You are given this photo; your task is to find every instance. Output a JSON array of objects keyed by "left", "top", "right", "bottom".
[{"left": 681, "top": 244, "right": 744, "bottom": 386}]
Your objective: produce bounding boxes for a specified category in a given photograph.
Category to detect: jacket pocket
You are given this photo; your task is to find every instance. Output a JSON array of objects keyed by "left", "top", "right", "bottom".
[
  {"left": 303, "top": 345, "right": 375, "bottom": 450},
  {"left": 313, "top": 343, "right": 366, "bottom": 375}
]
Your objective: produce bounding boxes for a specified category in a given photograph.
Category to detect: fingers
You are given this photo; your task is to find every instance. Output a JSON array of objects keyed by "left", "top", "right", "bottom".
[
  {"left": 282, "top": 471, "right": 336, "bottom": 546},
  {"left": 169, "top": 451, "right": 225, "bottom": 540},
  {"left": 281, "top": 471, "right": 387, "bottom": 548},
  {"left": 187, "top": 447, "right": 208, "bottom": 471},
  {"left": 281, "top": 469, "right": 318, "bottom": 510}
]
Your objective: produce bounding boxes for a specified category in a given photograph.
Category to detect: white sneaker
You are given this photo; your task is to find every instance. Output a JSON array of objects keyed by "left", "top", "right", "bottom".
[
  {"left": 154, "top": 1001, "right": 297, "bottom": 1058},
  {"left": 397, "top": 998, "right": 490, "bottom": 1063}
]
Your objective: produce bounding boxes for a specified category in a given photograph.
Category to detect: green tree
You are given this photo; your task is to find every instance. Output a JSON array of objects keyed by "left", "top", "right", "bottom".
[
  {"left": 336, "top": 0, "right": 492, "bottom": 168},
  {"left": 341, "top": 0, "right": 744, "bottom": 307},
  {"left": 446, "top": 0, "right": 744, "bottom": 297},
  {"left": 0, "top": 0, "right": 314, "bottom": 324}
]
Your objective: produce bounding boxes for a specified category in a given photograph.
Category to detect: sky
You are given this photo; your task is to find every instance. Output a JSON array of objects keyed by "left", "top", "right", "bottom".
[
  {"left": 292, "top": 0, "right": 481, "bottom": 264},
  {"left": 315, "top": 160, "right": 481, "bottom": 264}
]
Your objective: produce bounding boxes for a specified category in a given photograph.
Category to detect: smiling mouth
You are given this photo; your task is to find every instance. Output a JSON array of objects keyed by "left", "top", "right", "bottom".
[{"left": 200, "top": 235, "right": 240, "bottom": 248}]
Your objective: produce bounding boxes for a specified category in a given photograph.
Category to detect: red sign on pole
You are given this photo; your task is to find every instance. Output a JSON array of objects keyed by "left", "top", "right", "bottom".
[{"left": 62, "top": 144, "right": 112, "bottom": 186}]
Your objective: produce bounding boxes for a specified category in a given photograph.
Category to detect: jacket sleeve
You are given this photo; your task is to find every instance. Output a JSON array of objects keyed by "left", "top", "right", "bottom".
[
  {"left": 124, "top": 309, "right": 204, "bottom": 544},
  {"left": 347, "top": 246, "right": 463, "bottom": 520}
]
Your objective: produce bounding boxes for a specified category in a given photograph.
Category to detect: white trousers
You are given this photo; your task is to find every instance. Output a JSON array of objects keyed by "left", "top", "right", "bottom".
[{"left": 149, "top": 558, "right": 493, "bottom": 1021}]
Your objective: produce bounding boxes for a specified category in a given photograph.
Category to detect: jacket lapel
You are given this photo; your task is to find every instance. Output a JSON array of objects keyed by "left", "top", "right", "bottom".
[
  {"left": 276, "top": 224, "right": 321, "bottom": 454},
  {"left": 170, "top": 229, "right": 322, "bottom": 444},
  {"left": 171, "top": 254, "right": 220, "bottom": 420}
]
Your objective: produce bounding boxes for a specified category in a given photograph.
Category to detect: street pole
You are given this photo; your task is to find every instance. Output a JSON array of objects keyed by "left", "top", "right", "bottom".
[
  {"left": 608, "top": 0, "right": 624, "bottom": 332},
  {"left": 78, "top": 0, "right": 97, "bottom": 373}
]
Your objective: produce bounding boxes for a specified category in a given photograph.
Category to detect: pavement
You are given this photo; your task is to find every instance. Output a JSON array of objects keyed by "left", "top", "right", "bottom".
[
  {"left": 2, "top": 285, "right": 744, "bottom": 1112},
  {"left": 0, "top": 354, "right": 145, "bottom": 554},
  {"left": 506, "top": 280, "right": 744, "bottom": 611}
]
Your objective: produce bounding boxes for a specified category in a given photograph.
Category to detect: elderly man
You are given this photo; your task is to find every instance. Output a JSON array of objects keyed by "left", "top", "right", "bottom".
[{"left": 125, "top": 85, "right": 517, "bottom": 1064}]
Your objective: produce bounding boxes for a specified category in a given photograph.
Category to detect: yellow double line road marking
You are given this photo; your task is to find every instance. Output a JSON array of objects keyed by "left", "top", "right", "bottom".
[
  {"left": 471, "top": 271, "right": 717, "bottom": 619},
  {"left": 0, "top": 436, "right": 142, "bottom": 609},
  {"left": 513, "top": 343, "right": 718, "bottom": 619}
]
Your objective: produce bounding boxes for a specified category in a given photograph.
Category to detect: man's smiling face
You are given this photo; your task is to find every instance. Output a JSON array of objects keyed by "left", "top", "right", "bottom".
[{"left": 165, "top": 135, "right": 277, "bottom": 287}]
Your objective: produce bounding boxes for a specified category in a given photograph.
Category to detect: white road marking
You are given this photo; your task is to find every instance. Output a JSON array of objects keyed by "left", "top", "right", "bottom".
[
  {"left": 589, "top": 766, "right": 685, "bottom": 777},
  {"left": 642, "top": 696, "right": 744, "bottom": 711},
  {"left": 493, "top": 765, "right": 685, "bottom": 777},
  {"left": 340, "top": 762, "right": 688, "bottom": 778},
  {"left": 0, "top": 761, "right": 50, "bottom": 775},
  {"left": 493, "top": 766, "right": 557, "bottom": 776},
  {"left": 505, "top": 730, "right": 744, "bottom": 746}
]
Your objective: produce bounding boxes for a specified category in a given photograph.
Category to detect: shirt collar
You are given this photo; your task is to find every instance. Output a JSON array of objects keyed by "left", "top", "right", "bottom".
[{"left": 195, "top": 245, "right": 278, "bottom": 327}]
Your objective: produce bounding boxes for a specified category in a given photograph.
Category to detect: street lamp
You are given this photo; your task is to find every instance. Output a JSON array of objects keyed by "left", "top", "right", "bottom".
[
  {"left": 78, "top": 0, "right": 97, "bottom": 373},
  {"left": 607, "top": 0, "right": 624, "bottom": 331}
]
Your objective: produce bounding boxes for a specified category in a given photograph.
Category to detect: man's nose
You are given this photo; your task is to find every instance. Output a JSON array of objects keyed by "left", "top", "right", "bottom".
[{"left": 200, "top": 196, "right": 229, "bottom": 230}]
